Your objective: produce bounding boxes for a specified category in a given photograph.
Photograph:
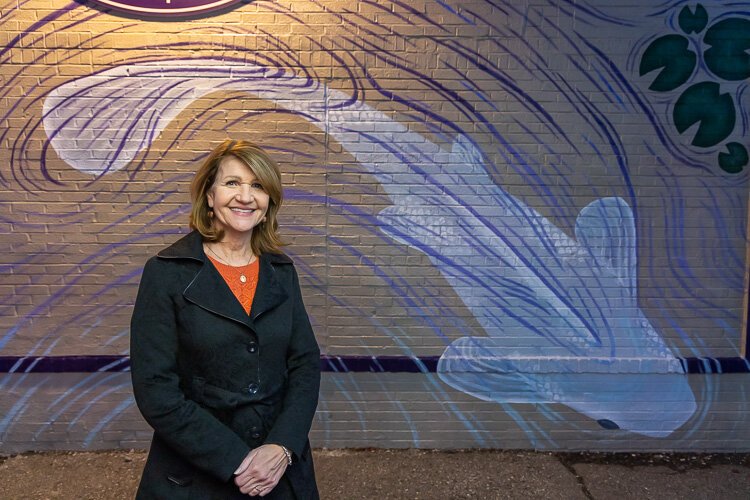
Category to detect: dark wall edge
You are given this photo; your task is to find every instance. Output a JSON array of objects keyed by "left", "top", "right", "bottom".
[{"left": 0, "top": 355, "right": 748, "bottom": 374}]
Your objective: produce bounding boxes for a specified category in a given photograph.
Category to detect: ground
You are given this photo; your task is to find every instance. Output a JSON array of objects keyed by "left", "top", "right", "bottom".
[{"left": 0, "top": 449, "right": 748, "bottom": 499}]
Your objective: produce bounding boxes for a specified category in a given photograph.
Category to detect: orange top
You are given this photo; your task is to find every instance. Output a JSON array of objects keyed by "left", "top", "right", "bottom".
[{"left": 207, "top": 255, "right": 260, "bottom": 315}]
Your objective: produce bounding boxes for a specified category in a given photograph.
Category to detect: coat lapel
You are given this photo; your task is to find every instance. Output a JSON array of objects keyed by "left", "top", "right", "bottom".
[
  {"left": 250, "top": 253, "right": 290, "bottom": 321},
  {"left": 159, "top": 231, "right": 291, "bottom": 328},
  {"left": 183, "top": 262, "right": 253, "bottom": 327}
]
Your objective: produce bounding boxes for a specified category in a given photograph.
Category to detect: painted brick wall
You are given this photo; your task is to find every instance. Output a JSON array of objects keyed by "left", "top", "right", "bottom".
[{"left": 1, "top": 0, "right": 749, "bottom": 453}]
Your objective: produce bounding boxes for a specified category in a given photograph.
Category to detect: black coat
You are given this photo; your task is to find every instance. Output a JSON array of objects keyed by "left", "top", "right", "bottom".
[{"left": 130, "top": 231, "right": 321, "bottom": 499}]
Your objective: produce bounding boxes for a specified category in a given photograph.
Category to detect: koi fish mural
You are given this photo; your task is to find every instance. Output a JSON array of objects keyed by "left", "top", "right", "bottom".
[
  {"left": 2, "top": 0, "right": 748, "bottom": 452},
  {"left": 43, "top": 59, "right": 696, "bottom": 436}
]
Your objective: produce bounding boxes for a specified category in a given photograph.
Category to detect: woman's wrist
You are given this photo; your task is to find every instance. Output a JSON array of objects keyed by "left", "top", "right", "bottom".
[{"left": 278, "top": 445, "right": 292, "bottom": 466}]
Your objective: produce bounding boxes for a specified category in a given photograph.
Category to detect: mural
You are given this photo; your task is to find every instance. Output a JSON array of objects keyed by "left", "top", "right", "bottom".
[
  {"left": 1, "top": 0, "right": 749, "bottom": 450},
  {"left": 42, "top": 60, "right": 697, "bottom": 437},
  {"left": 639, "top": 4, "right": 750, "bottom": 172}
]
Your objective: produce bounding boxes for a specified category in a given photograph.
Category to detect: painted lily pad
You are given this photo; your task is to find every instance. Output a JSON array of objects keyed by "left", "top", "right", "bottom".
[
  {"left": 704, "top": 18, "right": 750, "bottom": 81},
  {"left": 673, "top": 82, "right": 735, "bottom": 148},
  {"left": 718, "top": 142, "right": 748, "bottom": 173},
  {"left": 640, "top": 35, "right": 696, "bottom": 92},
  {"left": 678, "top": 4, "right": 708, "bottom": 34}
]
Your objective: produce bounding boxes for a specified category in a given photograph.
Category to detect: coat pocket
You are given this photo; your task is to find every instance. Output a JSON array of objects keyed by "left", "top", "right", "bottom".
[{"left": 137, "top": 437, "right": 195, "bottom": 500}]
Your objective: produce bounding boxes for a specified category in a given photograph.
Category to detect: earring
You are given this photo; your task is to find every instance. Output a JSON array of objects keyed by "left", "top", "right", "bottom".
[{"left": 208, "top": 210, "right": 214, "bottom": 218}]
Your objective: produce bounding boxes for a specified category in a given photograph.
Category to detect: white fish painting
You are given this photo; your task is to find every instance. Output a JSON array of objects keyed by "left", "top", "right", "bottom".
[{"left": 43, "top": 59, "right": 696, "bottom": 437}]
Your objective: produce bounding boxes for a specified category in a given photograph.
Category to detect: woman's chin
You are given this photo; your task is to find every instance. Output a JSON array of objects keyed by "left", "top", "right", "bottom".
[{"left": 215, "top": 224, "right": 258, "bottom": 240}]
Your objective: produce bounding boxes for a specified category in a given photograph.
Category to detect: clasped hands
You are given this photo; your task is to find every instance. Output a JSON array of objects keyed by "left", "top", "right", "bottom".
[{"left": 234, "top": 444, "right": 289, "bottom": 497}]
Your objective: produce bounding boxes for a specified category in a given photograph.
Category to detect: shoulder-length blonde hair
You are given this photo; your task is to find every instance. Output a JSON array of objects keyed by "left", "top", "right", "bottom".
[{"left": 190, "top": 140, "right": 285, "bottom": 255}]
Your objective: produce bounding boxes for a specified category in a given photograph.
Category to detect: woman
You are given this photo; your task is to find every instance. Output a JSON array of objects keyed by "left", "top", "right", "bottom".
[{"left": 130, "top": 140, "right": 321, "bottom": 499}]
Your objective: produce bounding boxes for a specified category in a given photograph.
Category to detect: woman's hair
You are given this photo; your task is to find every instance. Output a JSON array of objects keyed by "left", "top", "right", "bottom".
[{"left": 190, "top": 140, "right": 285, "bottom": 254}]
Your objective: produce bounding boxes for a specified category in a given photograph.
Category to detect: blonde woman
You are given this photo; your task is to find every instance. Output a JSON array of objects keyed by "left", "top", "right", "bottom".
[{"left": 131, "top": 140, "right": 320, "bottom": 499}]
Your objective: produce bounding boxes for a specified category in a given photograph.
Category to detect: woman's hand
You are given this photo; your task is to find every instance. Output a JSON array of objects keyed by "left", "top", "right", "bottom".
[{"left": 234, "top": 444, "right": 288, "bottom": 496}]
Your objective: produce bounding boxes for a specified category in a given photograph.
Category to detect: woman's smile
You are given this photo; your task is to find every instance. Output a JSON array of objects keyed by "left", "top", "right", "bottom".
[
  {"left": 231, "top": 207, "right": 257, "bottom": 215},
  {"left": 207, "top": 156, "right": 270, "bottom": 239}
]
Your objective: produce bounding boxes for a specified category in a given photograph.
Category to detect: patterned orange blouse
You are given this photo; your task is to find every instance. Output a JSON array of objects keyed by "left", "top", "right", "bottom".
[{"left": 206, "top": 255, "right": 260, "bottom": 315}]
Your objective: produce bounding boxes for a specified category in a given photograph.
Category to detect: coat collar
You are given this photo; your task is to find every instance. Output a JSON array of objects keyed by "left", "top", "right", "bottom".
[{"left": 158, "top": 231, "right": 292, "bottom": 326}]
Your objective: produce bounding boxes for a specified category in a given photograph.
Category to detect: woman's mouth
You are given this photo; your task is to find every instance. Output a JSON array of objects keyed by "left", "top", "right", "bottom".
[{"left": 231, "top": 208, "right": 255, "bottom": 215}]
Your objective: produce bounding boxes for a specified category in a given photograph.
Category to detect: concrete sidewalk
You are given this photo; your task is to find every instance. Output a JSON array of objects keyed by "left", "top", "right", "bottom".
[
  {"left": 316, "top": 449, "right": 750, "bottom": 499},
  {"left": 0, "top": 449, "right": 748, "bottom": 499}
]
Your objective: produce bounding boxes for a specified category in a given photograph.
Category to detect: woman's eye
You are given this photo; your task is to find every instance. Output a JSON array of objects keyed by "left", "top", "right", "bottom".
[
  {"left": 225, "top": 180, "right": 240, "bottom": 187},
  {"left": 251, "top": 182, "right": 264, "bottom": 190}
]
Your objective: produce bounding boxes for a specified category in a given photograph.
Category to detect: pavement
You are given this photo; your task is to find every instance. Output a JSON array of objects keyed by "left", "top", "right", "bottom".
[
  {"left": 315, "top": 449, "right": 750, "bottom": 499},
  {"left": 0, "top": 448, "right": 748, "bottom": 499}
]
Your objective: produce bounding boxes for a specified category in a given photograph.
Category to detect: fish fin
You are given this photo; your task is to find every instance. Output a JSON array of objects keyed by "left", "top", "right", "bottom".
[
  {"left": 437, "top": 337, "right": 546, "bottom": 403},
  {"left": 574, "top": 197, "right": 636, "bottom": 291}
]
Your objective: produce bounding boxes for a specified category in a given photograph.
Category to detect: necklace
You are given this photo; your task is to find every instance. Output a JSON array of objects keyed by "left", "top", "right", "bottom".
[{"left": 205, "top": 244, "right": 255, "bottom": 283}]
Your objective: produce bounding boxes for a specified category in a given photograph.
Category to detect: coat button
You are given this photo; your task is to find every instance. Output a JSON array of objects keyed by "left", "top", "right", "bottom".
[
  {"left": 247, "top": 383, "right": 259, "bottom": 394},
  {"left": 247, "top": 342, "right": 258, "bottom": 353},
  {"left": 251, "top": 431, "right": 261, "bottom": 439}
]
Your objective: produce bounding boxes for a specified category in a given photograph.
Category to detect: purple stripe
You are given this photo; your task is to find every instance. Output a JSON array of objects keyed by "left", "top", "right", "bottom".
[
  {"left": 0, "top": 355, "right": 130, "bottom": 373},
  {"left": 0, "top": 355, "right": 747, "bottom": 374}
]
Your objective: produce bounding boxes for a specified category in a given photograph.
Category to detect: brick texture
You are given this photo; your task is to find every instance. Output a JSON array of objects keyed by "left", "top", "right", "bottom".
[{"left": 1, "top": 0, "right": 748, "bottom": 452}]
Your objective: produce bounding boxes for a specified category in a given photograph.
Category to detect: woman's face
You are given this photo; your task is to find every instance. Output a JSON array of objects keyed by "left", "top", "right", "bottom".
[{"left": 207, "top": 156, "right": 270, "bottom": 241}]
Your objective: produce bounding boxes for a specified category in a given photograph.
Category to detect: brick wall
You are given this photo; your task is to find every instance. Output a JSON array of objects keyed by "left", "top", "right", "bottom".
[{"left": 1, "top": 0, "right": 749, "bottom": 453}]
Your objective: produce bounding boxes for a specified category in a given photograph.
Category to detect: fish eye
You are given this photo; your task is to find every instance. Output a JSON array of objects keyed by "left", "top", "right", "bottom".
[{"left": 597, "top": 419, "right": 620, "bottom": 430}]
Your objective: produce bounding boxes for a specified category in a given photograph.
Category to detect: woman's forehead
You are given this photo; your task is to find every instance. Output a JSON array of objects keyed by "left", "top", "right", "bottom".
[{"left": 216, "top": 156, "right": 257, "bottom": 178}]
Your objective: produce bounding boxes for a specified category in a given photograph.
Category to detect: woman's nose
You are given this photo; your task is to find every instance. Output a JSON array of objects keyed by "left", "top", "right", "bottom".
[{"left": 235, "top": 184, "right": 254, "bottom": 202}]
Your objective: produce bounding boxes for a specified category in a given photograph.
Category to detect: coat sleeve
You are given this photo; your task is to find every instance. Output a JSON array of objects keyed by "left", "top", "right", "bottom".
[
  {"left": 130, "top": 257, "right": 250, "bottom": 482},
  {"left": 264, "top": 265, "right": 321, "bottom": 459}
]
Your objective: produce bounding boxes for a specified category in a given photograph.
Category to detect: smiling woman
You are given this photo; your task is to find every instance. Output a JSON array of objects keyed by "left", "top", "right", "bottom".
[
  {"left": 207, "top": 157, "right": 270, "bottom": 246},
  {"left": 130, "top": 140, "right": 321, "bottom": 499},
  {"left": 190, "top": 140, "right": 285, "bottom": 257}
]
